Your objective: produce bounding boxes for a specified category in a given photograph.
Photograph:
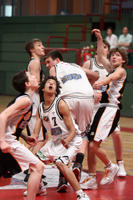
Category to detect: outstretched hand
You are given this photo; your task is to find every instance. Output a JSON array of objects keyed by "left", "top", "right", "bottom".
[
  {"left": 92, "top": 29, "right": 102, "bottom": 40},
  {"left": 93, "top": 81, "right": 103, "bottom": 90},
  {"left": 26, "top": 136, "right": 38, "bottom": 146}
]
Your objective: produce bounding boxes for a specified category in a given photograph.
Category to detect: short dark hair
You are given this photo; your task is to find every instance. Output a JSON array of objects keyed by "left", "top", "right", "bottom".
[
  {"left": 39, "top": 76, "right": 61, "bottom": 97},
  {"left": 12, "top": 70, "right": 28, "bottom": 93},
  {"left": 109, "top": 48, "right": 128, "bottom": 67},
  {"left": 44, "top": 50, "right": 63, "bottom": 61},
  {"left": 25, "top": 38, "right": 42, "bottom": 57}
]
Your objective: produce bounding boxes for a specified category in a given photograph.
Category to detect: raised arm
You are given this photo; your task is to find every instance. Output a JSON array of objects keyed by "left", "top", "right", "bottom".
[{"left": 92, "top": 29, "right": 112, "bottom": 72}]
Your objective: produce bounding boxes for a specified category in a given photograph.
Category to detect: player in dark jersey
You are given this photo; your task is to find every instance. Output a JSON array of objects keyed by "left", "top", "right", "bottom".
[
  {"left": 0, "top": 70, "right": 46, "bottom": 200},
  {"left": 81, "top": 29, "right": 127, "bottom": 189}
]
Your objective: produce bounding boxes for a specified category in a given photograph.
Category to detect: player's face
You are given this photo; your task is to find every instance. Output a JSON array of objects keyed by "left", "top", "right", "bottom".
[
  {"left": 110, "top": 52, "right": 125, "bottom": 68},
  {"left": 44, "top": 79, "right": 57, "bottom": 95},
  {"left": 33, "top": 42, "right": 45, "bottom": 57},
  {"left": 26, "top": 72, "right": 39, "bottom": 90},
  {"left": 45, "top": 57, "right": 59, "bottom": 69}
]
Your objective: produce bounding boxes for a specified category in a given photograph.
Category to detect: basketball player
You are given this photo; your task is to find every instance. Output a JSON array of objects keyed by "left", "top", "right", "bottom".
[
  {"left": 25, "top": 38, "right": 46, "bottom": 151},
  {"left": 24, "top": 38, "right": 47, "bottom": 183},
  {"left": 44, "top": 50, "right": 98, "bottom": 191},
  {"left": 80, "top": 37, "right": 126, "bottom": 190},
  {"left": 0, "top": 71, "right": 46, "bottom": 200},
  {"left": 32, "top": 76, "right": 90, "bottom": 200},
  {"left": 81, "top": 29, "right": 127, "bottom": 189}
]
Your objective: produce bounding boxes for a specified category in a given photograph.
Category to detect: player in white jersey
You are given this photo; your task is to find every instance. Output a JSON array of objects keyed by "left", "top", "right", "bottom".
[
  {"left": 25, "top": 38, "right": 46, "bottom": 148},
  {"left": 25, "top": 38, "right": 47, "bottom": 183},
  {"left": 81, "top": 39, "right": 126, "bottom": 189},
  {"left": 44, "top": 50, "right": 98, "bottom": 190},
  {"left": 81, "top": 29, "right": 127, "bottom": 189},
  {"left": 32, "top": 76, "right": 90, "bottom": 200},
  {"left": 0, "top": 71, "right": 46, "bottom": 200}
]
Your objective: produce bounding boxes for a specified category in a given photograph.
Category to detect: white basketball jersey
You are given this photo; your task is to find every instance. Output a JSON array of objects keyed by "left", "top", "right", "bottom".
[
  {"left": 102, "top": 69, "right": 127, "bottom": 108},
  {"left": 55, "top": 62, "right": 94, "bottom": 97},
  {"left": 38, "top": 97, "right": 80, "bottom": 142},
  {"left": 90, "top": 57, "right": 108, "bottom": 92}
]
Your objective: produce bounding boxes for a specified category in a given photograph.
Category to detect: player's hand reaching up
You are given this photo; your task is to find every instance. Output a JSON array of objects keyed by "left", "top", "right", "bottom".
[{"left": 92, "top": 29, "right": 102, "bottom": 40}]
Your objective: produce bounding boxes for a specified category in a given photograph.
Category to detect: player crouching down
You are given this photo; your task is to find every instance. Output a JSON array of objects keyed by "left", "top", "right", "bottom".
[{"left": 32, "top": 76, "right": 90, "bottom": 200}]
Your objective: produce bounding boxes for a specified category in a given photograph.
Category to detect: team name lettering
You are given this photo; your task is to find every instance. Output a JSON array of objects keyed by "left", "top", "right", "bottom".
[{"left": 62, "top": 73, "right": 82, "bottom": 84}]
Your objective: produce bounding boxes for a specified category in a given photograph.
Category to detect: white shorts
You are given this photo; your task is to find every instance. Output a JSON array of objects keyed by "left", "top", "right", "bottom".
[
  {"left": 88, "top": 106, "right": 120, "bottom": 142},
  {"left": 39, "top": 135, "right": 82, "bottom": 162},
  {"left": 63, "top": 96, "right": 94, "bottom": 133},
  {"left": 3, "top": 138, "right": 40, "bottom": 172}
]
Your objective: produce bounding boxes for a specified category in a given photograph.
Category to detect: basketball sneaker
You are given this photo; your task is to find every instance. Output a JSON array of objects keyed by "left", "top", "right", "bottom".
[
  {"left": 100, "top": 163, "right": 119, "bottom": 185},
  {"left": 24, "top": 173, "right": 30, "bottom": 183},
  {"left": 117, "top": 160, "right": 126, "bottom": 177},
  {"left": 56, "top": 177, "right": 68, "bottom": 192},
  {"left": 24, "top": 183, "right": 47, "bottom": 196},
  {"left": 80, "top": 176, "right": 98, "bottom": 189},
  {"left": 77, "top": 192, "right": 90, "bottom": 200},
  {"left": 24, "top": 173, "right": 47, "bottom": 186},
  {"left": 73, "top": 162, "right": 82, "bottom": 182}
]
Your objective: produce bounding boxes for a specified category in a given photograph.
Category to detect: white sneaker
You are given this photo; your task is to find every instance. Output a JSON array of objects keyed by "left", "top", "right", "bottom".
[
  {"left": 80, "top": 176, "right": 98, "bottom": 189},
  {"left": 77, "top": 192, "right": 90, "bottom": 200},
  {"left": 24, "top": 185, "right": 47, "bottom": 196},
  {"left": 117, "top": 161, "right": 126, "bottom": 177},
  {"left": 100, "top": 163, "right": 119, "bottom": 185}
]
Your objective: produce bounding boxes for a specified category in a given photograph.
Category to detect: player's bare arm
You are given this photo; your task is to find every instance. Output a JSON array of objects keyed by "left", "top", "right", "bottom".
[
  {"left": 82, "top": 60, "right": 99, "bottom": 84},
  {"left": 82, "top": 60, "right": 91, "bottom": 69},
  {"left": 59, "top": 99, "right": 76, "bottom": 148},
  {"left": 92, "top": 29, "right": 112, "bottom": 72},
  {"left": 0, "top": 96, "right": 31, "bottom": 152},
  {"left": 94, "top": 67, "right": 126, "bottom": 89},
  {"left": 32, "top": 110, "right": 42, "bottom": 139},
  {"left": 21, "top": 131, "right": 37, "bottom": 146}
]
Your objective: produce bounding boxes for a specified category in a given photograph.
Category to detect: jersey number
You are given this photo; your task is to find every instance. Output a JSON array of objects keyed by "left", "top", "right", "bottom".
[{"left": 52, "top": 117, "right": 57, "bottom": 126}]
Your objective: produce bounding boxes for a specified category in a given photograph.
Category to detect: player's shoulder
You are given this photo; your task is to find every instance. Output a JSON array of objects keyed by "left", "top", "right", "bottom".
[
  {"left": 17, "top": 94, "right": 31, "bottom": 105},
  {"left": 29, "top": 59, "right": 40, "bottom": 67}
]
